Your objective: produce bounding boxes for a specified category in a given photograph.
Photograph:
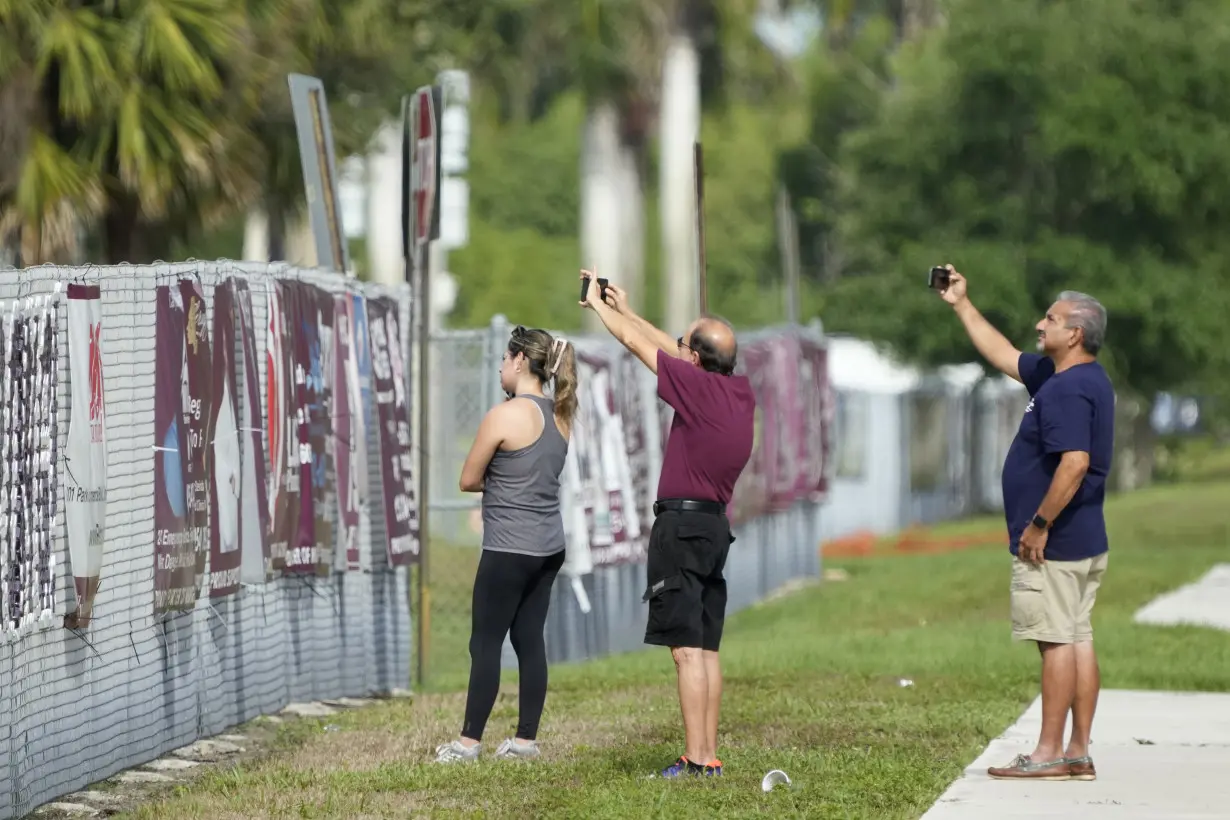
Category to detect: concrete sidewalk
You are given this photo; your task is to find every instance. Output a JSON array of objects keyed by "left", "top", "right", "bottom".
[
  {"left": 1134, "top": 564, "right": 1230, "bottom": 631},
  {"left": 922, "top": 689, "right": 1230, "bottom": 819}
]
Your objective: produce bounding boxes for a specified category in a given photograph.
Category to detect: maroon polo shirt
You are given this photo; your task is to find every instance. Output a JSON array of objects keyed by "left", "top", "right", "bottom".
[{"left": 655, "top": 349, "right": 756, "bottom": 504}]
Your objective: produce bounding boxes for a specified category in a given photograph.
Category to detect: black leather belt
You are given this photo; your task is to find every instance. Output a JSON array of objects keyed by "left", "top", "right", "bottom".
[{"left": 653, "top": 498, "right": 725, "bottom": 516}]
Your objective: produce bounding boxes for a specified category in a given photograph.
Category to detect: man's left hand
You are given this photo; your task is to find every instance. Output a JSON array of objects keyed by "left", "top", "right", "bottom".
[
  {"left": 578, "top": 269, "right": 604, "bottom": 310},
  {"left": 1019, "top": 524, "right": 1048, "bottom": 564}
]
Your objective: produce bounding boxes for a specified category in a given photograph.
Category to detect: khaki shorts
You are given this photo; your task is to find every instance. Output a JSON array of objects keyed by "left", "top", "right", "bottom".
[{"left": 1010, "top": 552, "right": 1108, "bottom": 644}]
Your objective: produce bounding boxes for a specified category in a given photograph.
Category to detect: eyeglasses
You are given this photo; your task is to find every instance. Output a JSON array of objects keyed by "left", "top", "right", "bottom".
[{"left": 676, "top": 336, "right": 693, "bottom": 352}]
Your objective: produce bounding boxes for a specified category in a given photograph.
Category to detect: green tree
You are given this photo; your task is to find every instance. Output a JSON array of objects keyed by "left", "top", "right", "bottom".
[
  {"left": 823, "top": 0, "right": 1230, "bottom": 405},
  {"left": 0, "top": 0, "right": 413, "bottom": 265}
]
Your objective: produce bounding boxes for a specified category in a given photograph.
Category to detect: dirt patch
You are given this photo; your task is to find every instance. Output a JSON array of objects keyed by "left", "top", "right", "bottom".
[{"left": 821, "top": 527, "right": 1007, "bottom": 559}]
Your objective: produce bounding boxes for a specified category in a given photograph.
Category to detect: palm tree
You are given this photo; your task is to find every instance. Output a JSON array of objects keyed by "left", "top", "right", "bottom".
[{"left": 0, "top": 0, "right": 258, "bottom": 265}]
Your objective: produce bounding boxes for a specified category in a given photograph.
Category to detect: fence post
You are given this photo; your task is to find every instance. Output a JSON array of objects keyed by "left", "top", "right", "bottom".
[{"left": 488, "top": 314, "right": 509, "bottom": 410}]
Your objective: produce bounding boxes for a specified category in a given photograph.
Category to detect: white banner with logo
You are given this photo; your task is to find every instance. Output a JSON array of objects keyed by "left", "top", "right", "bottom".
[{"left": 65, "top": 284, "right": 107, "bottom": 628}]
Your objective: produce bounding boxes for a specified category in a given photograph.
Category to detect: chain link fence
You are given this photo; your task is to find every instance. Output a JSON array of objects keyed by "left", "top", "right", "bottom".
[{"left": 0, "top": 260, "right": 413, "bottom": 820}]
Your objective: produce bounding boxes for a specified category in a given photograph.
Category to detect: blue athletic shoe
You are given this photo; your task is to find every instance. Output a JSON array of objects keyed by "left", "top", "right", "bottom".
[{"left": 659, "top": 756, "right": 723, "bottom": 778}]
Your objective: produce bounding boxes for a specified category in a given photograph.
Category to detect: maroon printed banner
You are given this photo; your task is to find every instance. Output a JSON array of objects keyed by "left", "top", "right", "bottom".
[
  {"left": 234, "top": 279, "right": 273, "bottom": 584},
  {"left": 279, "top": 281, "right": 319, "bottom": 574},
  {"left": 265, "top": 280, "right": 294, "bottom": 571},
  {"left": 333, "top": 295, "right": 361, "bottom": 570},
  {"left": 728, "top": 340, "right": 775, "bottom": 525},
  {"left": 767, "top": 335, "right": 804, "bottom": 510},
  {"left": 309, "top": 286, "right": 335, "bottom": 574},
  {"left": 179, "top": 279, "right": 214, "bottom": 596},
  {"left": 153, "top": 286, "right": 196, "bottom": 614},
  {"left": 208, "top": 281, "right": 242, "bottom": 598},
  {"left": 366, "top": 296, "right": 419, "bottom": 565},
  {"left": 797, "top": 337, "right": 834, "bottom": 499}
]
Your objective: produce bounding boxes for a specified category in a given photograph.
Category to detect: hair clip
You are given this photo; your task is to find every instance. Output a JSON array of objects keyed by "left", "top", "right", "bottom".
[{"left": 549, "top": 337, "right": 569, "bottom": 376}]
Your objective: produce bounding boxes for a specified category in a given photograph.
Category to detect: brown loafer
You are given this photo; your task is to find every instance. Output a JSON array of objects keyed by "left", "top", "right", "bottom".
[
  {"left": 987, "top": 753, "right": 1071, "bottom": 781},
  {"left": 1066, "top": 756, "right": 1096, "bottom": 781}
]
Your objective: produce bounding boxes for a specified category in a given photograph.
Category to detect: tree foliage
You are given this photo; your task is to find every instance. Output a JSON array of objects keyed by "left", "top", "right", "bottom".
[{"left": 818, "top": 0, "right": 1230, "bottom": 399}]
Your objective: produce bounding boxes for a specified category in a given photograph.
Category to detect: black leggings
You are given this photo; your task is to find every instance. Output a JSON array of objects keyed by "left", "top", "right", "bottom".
[{"left": 462, "top": 548, "right": 565, "bottom": 742}]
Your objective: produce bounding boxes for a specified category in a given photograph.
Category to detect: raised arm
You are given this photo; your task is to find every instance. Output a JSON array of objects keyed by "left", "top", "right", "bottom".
[
  {"left": 938, "top": 266, "right": 1024, "bottom": 383},
  {"left": 579, "top": 271, "right": 662, "bottom": 373},
  {"left": 602, "top": 283, "right": 676, "bottom": 355}
]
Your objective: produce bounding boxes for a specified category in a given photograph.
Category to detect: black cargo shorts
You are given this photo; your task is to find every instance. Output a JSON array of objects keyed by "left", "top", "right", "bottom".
[{"left": 642, "top": 500, "right": 735, "bottom": 651}]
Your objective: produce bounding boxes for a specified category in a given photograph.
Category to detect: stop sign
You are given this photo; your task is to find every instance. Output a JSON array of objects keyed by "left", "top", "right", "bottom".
[{"left": 411, "top": 86, "right": 438, "bottom": 256}]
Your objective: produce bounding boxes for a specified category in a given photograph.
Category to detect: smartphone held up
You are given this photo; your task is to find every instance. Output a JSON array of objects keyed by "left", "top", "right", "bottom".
[
  {"left": 581, "top": 276, "right": 610, "bottom": 304},
  {"left": 928, "top": 265, "right": 951, "bottom": 292}
]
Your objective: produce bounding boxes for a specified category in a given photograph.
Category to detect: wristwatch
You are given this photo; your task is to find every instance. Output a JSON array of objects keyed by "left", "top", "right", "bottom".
[{"left": 1031, "top": 514, "right": 1049, "bottom": 530}]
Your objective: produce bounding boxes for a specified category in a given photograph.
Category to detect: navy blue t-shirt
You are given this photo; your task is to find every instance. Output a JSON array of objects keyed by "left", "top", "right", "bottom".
[{"left": 1001, "top": 353, "right": 1115, "bottom": 561}]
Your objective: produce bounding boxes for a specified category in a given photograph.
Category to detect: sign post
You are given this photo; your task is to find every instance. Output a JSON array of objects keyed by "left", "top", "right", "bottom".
[
  {"left": 694, "top": 140, "right": 708, "bottom": 315},
  {"left": 287, "top": 73, "right": 350, "bottom": 273},
  {"left": 404, "top": 85, "right": 440, "bottom": 688}
]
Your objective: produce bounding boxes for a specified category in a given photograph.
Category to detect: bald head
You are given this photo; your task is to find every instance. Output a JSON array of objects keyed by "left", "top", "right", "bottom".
[{"left": 685, "top": 316, "right": 738, "bottom": 375}]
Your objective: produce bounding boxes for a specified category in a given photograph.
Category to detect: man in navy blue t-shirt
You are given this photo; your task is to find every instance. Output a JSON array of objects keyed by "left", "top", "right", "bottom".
[{"left": 936, "top": 265, "right": 1114, "bottom": 783}]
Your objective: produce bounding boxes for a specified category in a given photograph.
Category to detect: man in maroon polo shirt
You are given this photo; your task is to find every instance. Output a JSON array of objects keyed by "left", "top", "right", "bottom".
[{"left": 579, "top": 271, "right": 756, "bottom": 779}]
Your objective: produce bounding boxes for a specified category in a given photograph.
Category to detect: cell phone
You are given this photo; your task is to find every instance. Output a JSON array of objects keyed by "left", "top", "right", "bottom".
[
  {"left": 581, "top": 276, "right": 610, "bottom": 303},
  {"left": 928, "top": 266, "right": 951, "bottom": 291}
]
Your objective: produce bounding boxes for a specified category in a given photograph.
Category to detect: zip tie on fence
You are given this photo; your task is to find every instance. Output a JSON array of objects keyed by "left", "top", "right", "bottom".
[{"left": 570, "top": 575, "right": 591, "bottom": 614}]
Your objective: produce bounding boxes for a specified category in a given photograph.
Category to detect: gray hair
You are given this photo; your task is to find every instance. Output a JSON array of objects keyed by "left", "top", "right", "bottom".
[{"left": 1057, "top": 291, "right": 1107, "bottom": 355}]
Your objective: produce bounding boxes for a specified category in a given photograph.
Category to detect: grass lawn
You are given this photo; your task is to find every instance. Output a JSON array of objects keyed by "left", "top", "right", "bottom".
[{"left": 119, "top": 482, "right": 1230, "bottom": 819}]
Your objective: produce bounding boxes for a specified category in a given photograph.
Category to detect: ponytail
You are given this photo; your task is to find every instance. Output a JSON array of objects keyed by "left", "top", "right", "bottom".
[{"left": 548, "top": 337, "right": 578, "bottom": 427}]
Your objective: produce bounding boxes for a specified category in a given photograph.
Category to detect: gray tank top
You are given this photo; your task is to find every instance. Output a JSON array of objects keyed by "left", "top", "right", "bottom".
[{"left": 481, "top": 394, "right": 568, "bottom": 556}]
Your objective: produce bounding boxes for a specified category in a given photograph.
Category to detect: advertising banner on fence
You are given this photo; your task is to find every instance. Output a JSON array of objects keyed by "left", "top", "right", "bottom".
[
  {"left": 560, "top": 351, "right": 652, "bottom": 568},
  {"left": 208, "top": 281, "right": 242, "bottom": 598},
  {"left": 179, "top": 279, "right": 213, "bottom": 594},
  {"left": 333, "top": 295, "right": 363, "bottom": 570},
  {"left": 308, "top": 285, "right": 335, "bottom": 574},
  {"left": 798, "top": 338, "right": 834, "bottom": 498},
  {"left": 351, "top": 294, "right": 374, "bottom": 571},
  {"left": 728, "top": 339, "right": 774, "bottom": 525},
  {"left": 366, "top": 296, "right": 418, "bottom": 565},
  {"left": 3, "top": 294, "right": 60, "bottom": 632},
  {"left": 265, "top": 279, "right": 295, "bottom": 570},
  {"left": 153, "top": 286, "right": 195, "bottom": 614},
  {"left": 767, "top": 335, "right": 803, "bottom": 510},
  {"left": 279, "top": 281, "right": 326, "bottom": 574},
  {"left": 614, "top": 350, "right": 653, "bottom": 552},
  {"left": 64, "top": 284, "right": 107, "bottom": 628},
  {"left": 234, "top": 279, "right": 273, "bottom": 583}
]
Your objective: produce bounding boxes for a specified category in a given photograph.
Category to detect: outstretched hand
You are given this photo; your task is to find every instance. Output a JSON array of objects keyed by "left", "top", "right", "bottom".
[
  {"left": 578, "top": 269, "right": 603, "bottom": 309},
  {"left": 936, "top": 264, "right": 968, "bottom": 306},
  {"left": 603, "top": 283, "right": 630, "bottom": 315}
]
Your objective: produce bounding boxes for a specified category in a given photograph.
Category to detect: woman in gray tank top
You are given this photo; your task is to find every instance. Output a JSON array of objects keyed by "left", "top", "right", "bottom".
[{"left": 435, "top": 325, "right": 577, "bottom": 764}]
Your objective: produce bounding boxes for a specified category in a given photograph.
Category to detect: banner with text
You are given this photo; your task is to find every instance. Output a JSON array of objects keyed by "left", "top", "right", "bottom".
[
  {"left": 180, "top": 279, "right": 213, "bottom": 595},
  {"left": 333, "top": 295, "right": 364, "bottom": 571},
  {"left": 153, "top": 286, "right": 195, "bottom": 615},
  {"left": 265, "top": 279, "right": 295, "bottom": 571},
  {"left": 64, "top": 284, "right": 107, "bottom": 628},
  {"left": 350, "top": 295, "right": 375, "bottom": 571},
  {"left": 234, "top": 279, "right": 273, "bottom": 584},
  {"left": 208, "top": 281, "right": 242, "bottom": 598},
  {"left": 366, "top": 296, "right": 418, "bottom": 565}
]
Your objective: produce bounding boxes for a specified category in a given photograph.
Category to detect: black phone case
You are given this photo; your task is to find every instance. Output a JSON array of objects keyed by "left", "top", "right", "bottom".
[{"left": 581, "top": 277, "right": 610, "bottom": 302}]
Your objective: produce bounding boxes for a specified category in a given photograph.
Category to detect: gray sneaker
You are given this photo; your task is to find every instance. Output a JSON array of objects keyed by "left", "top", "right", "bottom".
[
  {"left": 434, "top": 740, "right": 480, "bottom": 763},
  {"left": 494, "top": 738, "right": 540, "bottom": 760}
]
